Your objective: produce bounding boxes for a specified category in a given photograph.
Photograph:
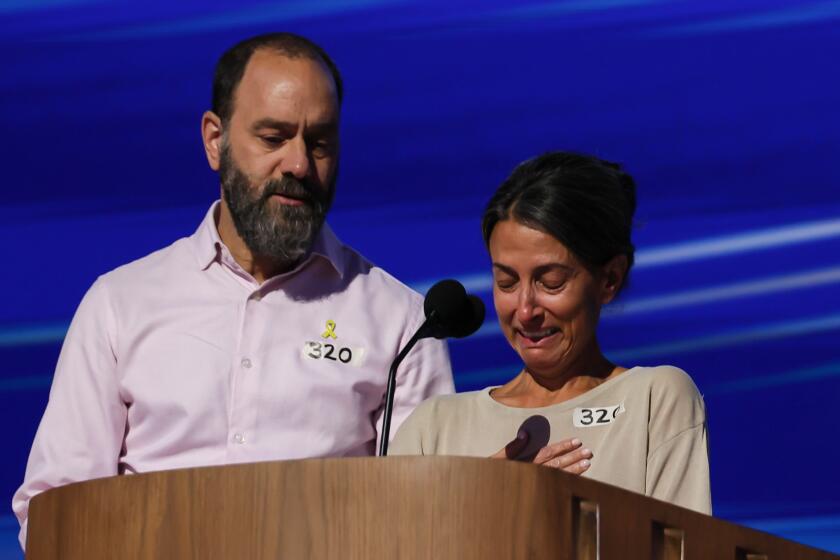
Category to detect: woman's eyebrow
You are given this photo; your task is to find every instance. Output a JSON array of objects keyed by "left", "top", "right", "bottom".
[
  {"left": 533, "top": 263, "right": 575, "bottom": 275},
  {"left": 492, "top": 263, "right": 517, "bottom": 275},
  {"left": 492, "top": 262, "right": 574, "bottom": 275}
]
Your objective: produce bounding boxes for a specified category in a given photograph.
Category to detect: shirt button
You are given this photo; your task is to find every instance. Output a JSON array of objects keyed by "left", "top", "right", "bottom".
[
  {"left": 241, "top": 358, "right": 252, "bottom": 369},
  {"left": 233, "top": 433, "right": 246, "bottom": 444}
]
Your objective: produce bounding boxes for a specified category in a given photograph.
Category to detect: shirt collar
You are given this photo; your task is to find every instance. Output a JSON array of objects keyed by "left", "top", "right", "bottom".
[
  {"left": 309, "top": 220, "right": 346, "bottom": 279},
  {"left": 190, "top": 202, "right": 223, "bottom": 270},
  {"left": 189, "top": 201, "right": 345, "bottom": 278}
]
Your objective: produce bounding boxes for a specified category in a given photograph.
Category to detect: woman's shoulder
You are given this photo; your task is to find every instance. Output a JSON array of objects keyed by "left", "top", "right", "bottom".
[
  {"left": 625, "top": 365, "right": 701, "bottom": 397},
  {"left": 408, "top": 389, "right": 488, "bottom": 422},
  {"left": 627, "top": 365, "right": 706, "bottom": 428}
]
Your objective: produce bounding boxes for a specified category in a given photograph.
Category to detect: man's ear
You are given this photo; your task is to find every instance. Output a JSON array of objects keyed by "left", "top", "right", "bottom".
[
  {"left": 600, "top": 254, "right": 628, "bottom": 305},
  {"left": 201, "top": 111, "right": 223, "bottom": 171}
]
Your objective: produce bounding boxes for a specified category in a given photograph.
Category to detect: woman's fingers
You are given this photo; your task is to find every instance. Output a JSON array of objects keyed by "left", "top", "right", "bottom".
[
  {"left": 547, "top": 447, "right": 593, "bottom": 470},
  {"left": 492, "top": 437, "right": 594, "bottom": 476},
  {"left": 533, "top": 438, "right": 582, "bottom": 464},
  {"left": 534, "top": 439, "right": 594, "bottom": 475},
  {"left": 562, "top": 458, "right": 591, "bottom": 475}
]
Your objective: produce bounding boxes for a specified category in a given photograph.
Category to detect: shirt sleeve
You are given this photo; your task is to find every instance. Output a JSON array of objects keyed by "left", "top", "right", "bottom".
[
  {"left": 12, "top": 277, "right": 127, "bottom": 549},
  {"left": 374, "top": 298, "right": 454, "bottom": 450},
  {"left": 646, "top": 423, "right": 712, "bottom": 514},
  {"left": 644, "top": 367, "right": 712, "bottom": 515}
]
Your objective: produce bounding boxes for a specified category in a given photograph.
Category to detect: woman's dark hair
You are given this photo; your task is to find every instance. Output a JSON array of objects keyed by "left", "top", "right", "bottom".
[
  {"left": 212, "top": 32, "right": 343, "bottom": 125},
  {"left": 482, "top": 151, "right": 637, "bottom": 277}
]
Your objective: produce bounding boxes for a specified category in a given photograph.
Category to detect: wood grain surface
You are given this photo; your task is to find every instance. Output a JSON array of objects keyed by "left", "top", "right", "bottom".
[{"left": 26, "top": 456, "right": 840, "bottom": 559}]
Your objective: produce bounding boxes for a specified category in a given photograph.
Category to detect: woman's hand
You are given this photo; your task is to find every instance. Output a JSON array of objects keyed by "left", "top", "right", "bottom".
[
  {"left": 532, "top": 438, "right": 593, "bottom": 474},
  {"left": 490, "top": 437, "right": 593, "bottom": 475}
]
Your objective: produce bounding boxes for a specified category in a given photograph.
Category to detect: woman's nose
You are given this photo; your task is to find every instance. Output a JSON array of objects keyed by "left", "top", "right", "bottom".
[{"left": 515, "top": 287, "right": 542, "bottom": 323}]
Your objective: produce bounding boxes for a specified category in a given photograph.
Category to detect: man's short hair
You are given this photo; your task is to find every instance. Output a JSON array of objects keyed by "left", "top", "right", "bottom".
[{"left": 212, "top": 32, "right": 343, "bottom": 124}]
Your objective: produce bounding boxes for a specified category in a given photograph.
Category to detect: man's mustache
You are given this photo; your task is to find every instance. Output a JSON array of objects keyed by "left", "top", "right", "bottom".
[{"left": 261, "top": 177, "right": 323, "bottom": 206}]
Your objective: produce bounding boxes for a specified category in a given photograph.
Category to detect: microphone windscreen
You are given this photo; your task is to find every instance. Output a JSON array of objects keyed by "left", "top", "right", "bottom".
[
  {"left": 422, "top": 279, "right": 486, "bottom": 339},
  {"left": 423, "top": 279, "right": 468, "bottom": 324},
  {"left": 448, "top": 295, "right": 485, "bottom": 338}
]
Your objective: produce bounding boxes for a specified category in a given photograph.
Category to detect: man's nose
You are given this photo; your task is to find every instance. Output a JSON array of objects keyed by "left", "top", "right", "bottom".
[{"left": 279, "top": 137, "right": 310, "bottom": 179}]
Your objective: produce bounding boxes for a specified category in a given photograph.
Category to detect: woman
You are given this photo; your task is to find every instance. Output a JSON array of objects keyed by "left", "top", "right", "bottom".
[{"left": 390, "top": 151, "right": 711, "bottom": 514}]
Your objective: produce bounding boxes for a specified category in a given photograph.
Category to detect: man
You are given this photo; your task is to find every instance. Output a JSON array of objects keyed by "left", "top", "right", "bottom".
[{"left": 13, "top": 33, "right": 453, "bottom": 547}]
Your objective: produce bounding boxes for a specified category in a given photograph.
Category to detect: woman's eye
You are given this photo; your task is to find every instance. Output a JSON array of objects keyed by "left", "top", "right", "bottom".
[
  {"left": 495, "top": 279, "right": 517, "bottom": 291},
  {"left": 539, "top": 279, "right": 567, "bottom": 291}
]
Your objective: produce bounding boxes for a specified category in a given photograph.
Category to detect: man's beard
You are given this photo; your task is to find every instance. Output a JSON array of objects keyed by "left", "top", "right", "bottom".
[{"left": 219, "top": 144, "right": 334, "bottom": 265}]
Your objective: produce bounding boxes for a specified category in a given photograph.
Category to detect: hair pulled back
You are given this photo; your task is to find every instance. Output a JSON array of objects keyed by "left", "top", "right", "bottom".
[{"left": 482, "top": 151, "right": 636, "bottom": 278}]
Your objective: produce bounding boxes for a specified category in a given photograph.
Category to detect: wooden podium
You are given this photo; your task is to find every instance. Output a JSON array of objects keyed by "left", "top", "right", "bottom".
[{"left": 26, "top": 457, "right": 838, "bottom": 559}]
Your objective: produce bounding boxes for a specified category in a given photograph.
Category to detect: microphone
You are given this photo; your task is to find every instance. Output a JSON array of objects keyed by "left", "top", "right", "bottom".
[
  {"left": 378, "top": 279, "right": 485, "bottom": 456},
  {"left": 420, "top": 279, "right": 486, "bottom": 340}
]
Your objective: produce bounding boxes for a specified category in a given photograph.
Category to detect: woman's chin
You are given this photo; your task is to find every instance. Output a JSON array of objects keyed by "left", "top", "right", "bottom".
[{"left": 517, "top": 349, "right": 560, "bottom": 373}]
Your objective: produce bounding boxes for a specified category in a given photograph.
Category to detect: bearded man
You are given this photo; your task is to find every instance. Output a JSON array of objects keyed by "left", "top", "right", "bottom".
[{"left": 13, "top": 33, "right": 453, "bottom": 548}]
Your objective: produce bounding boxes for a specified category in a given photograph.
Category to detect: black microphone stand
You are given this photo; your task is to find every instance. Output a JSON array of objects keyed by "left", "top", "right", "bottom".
[{"left": 377, "top": 310, "right": 438, "bottom": 457}]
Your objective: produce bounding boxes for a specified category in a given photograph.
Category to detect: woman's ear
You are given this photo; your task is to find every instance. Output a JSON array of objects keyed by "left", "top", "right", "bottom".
[
  {"left": 600, "top": 254, "right": 628, "bottom": 304},
  {"left": 201, "top": 111, "right": 223, "bottom": 171}
]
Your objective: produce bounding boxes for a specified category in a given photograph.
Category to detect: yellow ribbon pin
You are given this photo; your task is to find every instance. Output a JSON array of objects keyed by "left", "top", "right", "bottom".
[{"left": 321, "top": 320, "right": 338, "bottom": 340}]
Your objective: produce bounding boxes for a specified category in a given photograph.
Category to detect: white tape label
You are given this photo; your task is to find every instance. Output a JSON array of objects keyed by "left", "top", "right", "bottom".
[{"left": 573, "top": 404, "right": 625, "bottom": 427}]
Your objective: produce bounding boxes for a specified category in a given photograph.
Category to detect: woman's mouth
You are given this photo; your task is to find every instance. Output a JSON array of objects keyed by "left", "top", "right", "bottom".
[{"left": 515, "top": 327, "right": 561, "bottom": 347}]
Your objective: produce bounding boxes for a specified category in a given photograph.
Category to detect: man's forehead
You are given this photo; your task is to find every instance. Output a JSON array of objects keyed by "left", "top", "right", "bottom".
[
  {"left": 224, "top": 51, "right": 339, "bottom": 129},
  {"left": 236, "top": 49, "right": 338, "bottom": 106}
]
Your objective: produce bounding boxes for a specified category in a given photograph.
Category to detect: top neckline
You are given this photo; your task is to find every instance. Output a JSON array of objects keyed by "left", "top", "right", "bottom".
[{"left": 478, "top": 366, "right": 641, "bottom": 415}]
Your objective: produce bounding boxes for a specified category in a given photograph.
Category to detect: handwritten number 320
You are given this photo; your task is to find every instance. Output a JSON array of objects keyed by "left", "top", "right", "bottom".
[
  {"left": 579, "top": 408, "right": 619, "bottom": 426},
  {"left": 306, "top": 341, "right": 353, "bottom": 364}
]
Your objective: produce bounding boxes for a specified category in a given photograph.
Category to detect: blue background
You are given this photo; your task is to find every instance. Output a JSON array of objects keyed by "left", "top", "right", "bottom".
[{"left": 2, "top": 0, "right": 840, "bottom": 556}]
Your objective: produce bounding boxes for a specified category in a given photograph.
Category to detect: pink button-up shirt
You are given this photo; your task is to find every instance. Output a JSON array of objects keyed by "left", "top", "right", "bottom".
[{"left": 13, "top": 203, "right": 453, "bottom": 547}]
